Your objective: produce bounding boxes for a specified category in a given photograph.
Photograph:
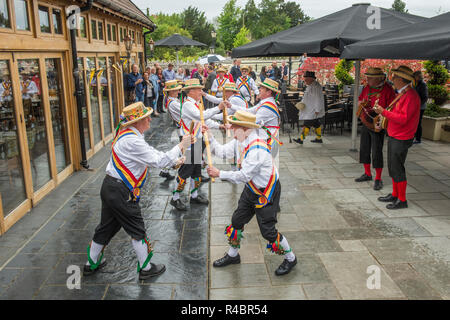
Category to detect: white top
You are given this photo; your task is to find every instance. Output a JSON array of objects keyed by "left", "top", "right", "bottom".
[
  {"left": 236, "top": 75, "right": 259, "bottom": 101},
  {"left": 398, "top": 83, "right": 411, "bottom": 93},
  {"left": 204, "top": 94, "right": 248, "bottom": 121},
  {"left": 210, "top": 130, "right": 277, "bottom": 189},
  {"left": 210, "top": 77, "right": 229, "bottom": 98},
  {"left": 239, "top": 97, "right": 280, "bottom": 138},
  {"left": 299, "top": 80, "right": 325, "bottom": 120},
  {"left": 0, "top": 81, "right": 13, "bottom": 102},
  {"left": 21, "top": 80, "right": 38, "bottom": 100},
  {"left": 106, "top": 126, "right": 182, "bottom": 181},
  {"left": 166, "top": 96, "right": 181, "bottom": 124},
  {"left": 178, "top": 96, "right": 221, "bottom": 139}
]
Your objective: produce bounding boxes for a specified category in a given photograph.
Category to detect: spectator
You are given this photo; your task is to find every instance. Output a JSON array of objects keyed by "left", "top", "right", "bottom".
[
  {"left": 203, "top": 63, "right": 209, "bottom": 78},
  {"left": 124, "top": 64, "right": 143, "bottom": 104},
  {"left": 259, "top": 66, "right": 267, "bottom": 82},
  {"left": 267, "top": 65, "right": 275, "bottom": 80},
  {"left": 223, "top": 65, "right": 233, "bottom": 81},
  {"left": 150, "top": 67, "right": 160, "bottom": 116},
  {"left": 413, "top": 70, "right": 429, "bottom": 144},
  {"left": 190, "top": 63, "right": 200, "bottom": 78},
  {"left": 272, "top": 61, "right": 282, "bottom": 81},
  {"left": 281, "top": 60, "right": 289, "bottom": 82},
  {"left": 249, "top": 66, "right": 257, "bottom": 81},
  {"left": 230, "top": 59, "right": 242, "bottom": 82},
  {"left": 193, "top": 65, "right": 205, "bottom": 85},
  {"left": 175, "top": 67, "right": 185, "bottom": 81},
  {"left": 183, "top": 68, "right": 191, "bottom": 81},
  {"left": 204, "top": 65, "right": 216, "bottom": 92},
  {"left": 142, "top": 71, "right": 157, "bottom": 116},
  {"left": 156, "top": 67, "right": 166, "bottom": 114},
  {"left": 163, "top": 63, "right": 175, "bottom": 81}
]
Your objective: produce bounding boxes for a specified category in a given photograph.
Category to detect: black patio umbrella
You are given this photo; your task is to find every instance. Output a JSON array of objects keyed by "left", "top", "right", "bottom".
[
  {"left": 342, "top": 12, "right": 450, "bottom": 60},
  {"left": 231, "top": 3, "right": 426, "bottom": 150},
  {"left": 154, "top": 33, "right": 207, "bottom": 65}
]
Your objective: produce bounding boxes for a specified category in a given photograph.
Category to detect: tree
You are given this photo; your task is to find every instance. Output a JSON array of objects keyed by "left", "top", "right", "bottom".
[
  {"left": 253, "top": 0, "right": 291, "bottom": 39},
  {"left": 280, "top": 1, "right": 311, "bottom": 28},
  {"left": 233, "top": 26, "right": 251, "bottom": 48},
  {"left": 242, "top": 0, "right": 260, "bottom": 40},
  {"left": 218, "top": 0, "right": 242, "bottom": 51},
  {"left": 391, "top": 0, "right": 408, "bottom": 13},
  {"left": 181, "top": 6, "right": 214, "bottom": 46}
]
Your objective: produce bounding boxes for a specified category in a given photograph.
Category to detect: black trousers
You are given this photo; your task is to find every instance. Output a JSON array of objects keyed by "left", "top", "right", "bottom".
[
  {"left": 415, "top": 109, "right": 425, "bottom": 142},
  {"left": 231, "top": 180, "right": 281, "bottom": 243},
  {"left": 93, "top": 175, "right": 146, "bottom": 245},
  {"left": 303, "top": 118, "right": 321, "bottom": 128},
  {"left": 177, "top": 138, "right": 205, "bottom": 180},
  {"left": 387, "top": 136, "right": 413, "bottom": 182},
  {"left": 359, "top": 125, "right": 385, "bottom": 168}
]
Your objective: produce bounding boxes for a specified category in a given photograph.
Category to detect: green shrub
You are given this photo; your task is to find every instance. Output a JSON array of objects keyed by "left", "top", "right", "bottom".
[
  {"left": 424, "top": 102, "right": 450, "bottom": 118},
  {"left": 427, "top": 84, "right": 449, "bottom": 105},
  {"left": 424, "top": 60, "right": 449, "bottom": 106},
  {"left": 335, "top": 60, "right": 354, "bottom": 90}
]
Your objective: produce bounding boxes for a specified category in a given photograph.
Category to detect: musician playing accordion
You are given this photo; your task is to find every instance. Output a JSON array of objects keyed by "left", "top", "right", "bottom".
[{"left": 355, "top": 67, "right": 395, "bottom": 191}]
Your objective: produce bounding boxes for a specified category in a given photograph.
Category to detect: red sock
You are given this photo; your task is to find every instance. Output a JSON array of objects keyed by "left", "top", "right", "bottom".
[
  {"left": 364, "top": 164, "right": 372, "bottom": 177},
  {"left": 375, "top": 168, "right": 382, "bottom": 181},
  {"left": 391, "top": 179, "right": 398, "bottom": 197},
  {"left": 397, "top": 181, "right": 407, "bottom": 202}
]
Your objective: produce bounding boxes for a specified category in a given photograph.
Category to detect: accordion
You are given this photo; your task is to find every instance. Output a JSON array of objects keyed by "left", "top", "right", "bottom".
[{"left": 356, "top": 100, "right": 382, "bottom": 132}]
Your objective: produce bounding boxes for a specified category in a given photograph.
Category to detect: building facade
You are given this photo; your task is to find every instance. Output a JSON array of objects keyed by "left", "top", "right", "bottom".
[{"left": 0, "top": 0, "right": 155, "bottom": 233}]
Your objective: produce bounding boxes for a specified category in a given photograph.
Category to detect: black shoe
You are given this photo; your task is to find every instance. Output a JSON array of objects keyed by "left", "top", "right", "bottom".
[
  {"left": 275, "top": 257, "right": 297, "bottom": 276},
  {"left": 213, "top": 253, "right": 241, "bottom": 267},
  {"left": 190, "top": 194, "right": 209, "bottom": 205},
  {"left": 159, "top": 171, "right": 175, "bottom": 180},
  {"left": 139, "top": 263, "right": 166, "bottom": 280},
  {"left": 311, "top": 138, "right": 323, "bottom": 143},
  {"left": 355, "top": 173, "right": 373, "bottom": 182},
  {"left": 170, "top": 198, "right": 187, "bottom": 211},
  {"left": 386, "top": 198, "right": 408, "bottom": 210},
  {"left": 201, "top": 175, "right": 210, "bottom": 183},
  {"left": 413, "top": 140, "right": 421, "bottom": 144},
  {"left": 83, "top": 259, "right": 107, "bottom": 276},
  {"left": 373, "top": 179, "right": 383, "bottom": 191},
  {"left": 160, "top": 109, "right": 166, "bottom": 113},
  {"left": 293, "top": 138, "right": 303, "bottom": 145},
  {"left": 377, "top": 193, "right": 398, "bottom": 202}
]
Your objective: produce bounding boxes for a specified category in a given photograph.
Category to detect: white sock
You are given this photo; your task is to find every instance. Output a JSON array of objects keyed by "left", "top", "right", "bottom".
[
  {"left": 132, "top": 239, "right": 152, "bottom": 271},
  {"left": 172, "top": 192, "right": 180, "bottom": 201},
  {"left": 280, "top": 236, "right": 295, "bottom": 262},
  {"left": 227, "top": 246, "right": 239, "bottom": 257},
  {"left": 190, "top": 178, "right": 198, "bottom": 198},
  {"left": 86, "top": 240, "right": 103, "bottom": 266}
]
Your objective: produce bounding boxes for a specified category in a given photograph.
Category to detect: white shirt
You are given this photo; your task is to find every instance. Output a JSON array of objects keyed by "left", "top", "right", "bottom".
[
  {"left": 299, "top": 80, "right": 325, "bottom": 120},
  {"left": 244, "top": 97, "right": 280, "bottom": 138},
  {"left": 106, "top": 126, "right": 181, "bottom": 181},
  {"left": 178, "top": 96, "right": 221, "bottom": 139},
  {"left": 21, "top": 80, "right": 38, "bottom": 100},
  {"left": 205, "top": 94, "right": 248, "bottom": 121},
  {"left": 167, "top": 96, "right": 181, "bottom": 125},
  {"left": 210, "top": 130, "right": 277, "bottom": 189},
  {"left": 236, "top": 75, "right": 259, "bottom": 101},
  {"left": 0, "top": 81, "right": 13, "bottom": 103},
  {"left": 398, "top": 83, "right": 411, "bottom": 93},
  {"left": 211, "top": 77, "right": 229, "bottom": 98}
]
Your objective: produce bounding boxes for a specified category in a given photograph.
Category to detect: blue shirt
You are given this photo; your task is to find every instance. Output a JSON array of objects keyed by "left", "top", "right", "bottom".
[
  {"left": 163, "top": 68, "right": 175, "bottom": 81},
  {"left": 125, "top": 72, "right": 144, "bottom": 99}
]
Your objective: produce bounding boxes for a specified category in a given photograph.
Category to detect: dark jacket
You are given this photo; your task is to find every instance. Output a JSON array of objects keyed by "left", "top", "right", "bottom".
[
  {"left": 205, "top": 71, "right": 216, "bottom": 91},
  {"left": 230, "top": 65, "right": 242, "bottom": 82},
  {"left": 414, "top": 80, "right": 428, "bottom": 110},
  {"left": 125, "top": 72, "right": 144, "bottom": 99},
  {"left": 272, "top": 66, "right": 282, "bottom": 81}
]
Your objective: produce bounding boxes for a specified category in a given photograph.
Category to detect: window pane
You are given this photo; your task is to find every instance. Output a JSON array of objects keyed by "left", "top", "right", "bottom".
[
  {"left": 91, "top": 20, "right": 97, "bottom": 39},
  {"left": 108, "top": 57, "right": 117, "bottom": 127},
  {"left": 0, "top": 0, "right": 11, "bottom": 28},
  {"left": 98, "top": 57, "right": 111, "bottom": 136},
  {"left": 86, "top": 57, "right": 101, "bottom": 144},
  {"left": 77, "top": 58, "right": 90, "bottom": 150},
  {"left": 107, "top": 24, "right": 111, "bottom": 41},
  {"left": 38, "top": 5, "right": 50, "bottom": 33},
  {"left": 0, "top": 60, "right": 27, "bottom": 215},
  {"left": 112, "top": 25, "right": 116, "bottom": 41},
  {"left": 14, "top": 0, "right": 29, "bottom": 30},
  {"left": 46, "top": 58, "right": 70, "bottom": 172},
  {"left": 98, "top": 21, "right": 103, "bottom": 40},
  {"left": 79, "top": 16, "right": 86, "bottom": 38},
  {"left": 120, "top": 27, "right": 123, "bottom": 42},
  {"left": 18, "top": 59, "right": 52, "bottom": 191},
  {"left": 52, "top": 9, "right": 62, "bottom": 34}
]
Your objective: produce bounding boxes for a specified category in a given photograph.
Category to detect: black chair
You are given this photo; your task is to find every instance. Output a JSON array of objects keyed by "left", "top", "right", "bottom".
[{"left": 323, "top": 94, "right": 345, "bottom": 135}]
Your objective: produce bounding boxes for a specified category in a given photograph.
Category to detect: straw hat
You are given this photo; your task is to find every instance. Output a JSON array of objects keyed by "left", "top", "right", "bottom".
[
  {"left": 119, "top": 102, "right": 153, "bottom": 127},
  {"left": 240, "top": 65, "right": 250, "bottom": 72},
  {"left": 182, "top": 78, "right": 204, "bottom": 91},
  {"left": 220, "top": 82, "right": 239, "bottom": 92},
  {"left": 365, "top": 67, "right": 385, "bottom": 78},
  {"left": 391, "top": 66, "right": 415, "bottom": 82},
  {"left": 259, "top": 78, "right": 281, "bottom": 94},
  {"left": 216, "top": 67, "right": 227, "bottom": 73},
  {"left": 163, "top": 80, "right": 182, "bottom": 92},
  {"left": 227, "top": 110, "right": 261, "bottom": 129},
  {"left": 295, "top": 102, "right": 306, "bottom": 111}
]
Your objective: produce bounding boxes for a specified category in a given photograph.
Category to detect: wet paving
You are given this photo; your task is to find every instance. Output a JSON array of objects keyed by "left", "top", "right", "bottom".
[{"left": 0, "top": 113, "right": 209, "bottom": 300}]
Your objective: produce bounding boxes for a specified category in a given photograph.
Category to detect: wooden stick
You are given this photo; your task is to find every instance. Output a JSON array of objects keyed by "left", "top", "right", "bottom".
[
  {"left": 199, "top": 98, "right": 215, "bottom": 183},
  {"left": 222, "top": 90, "right": 231, "bottom": 137}
]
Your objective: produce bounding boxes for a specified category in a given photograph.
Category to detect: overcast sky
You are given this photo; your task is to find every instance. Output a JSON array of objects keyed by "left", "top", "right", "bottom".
[{"left": 134, "top": 0, "right": 449, "bottom": 21}]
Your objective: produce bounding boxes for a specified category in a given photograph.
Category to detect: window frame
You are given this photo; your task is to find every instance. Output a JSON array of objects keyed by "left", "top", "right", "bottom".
[
  {"left": 91, "top": 18, "right": 97, "bottom": 40},
  {"left": 13, "top": 0, "right": 32, "bottom": 34},
  {"left": 77, "top": 14, "right": 87, "bottom": 39},
  {"left": 37, "top": 4, "right": 50, "bottom": 34},
  {"left": 0, "top": 0, "right": 12, "bottom": 30},
  {"left": 97, "top": 19, "right": 103, "bottom": 41}
]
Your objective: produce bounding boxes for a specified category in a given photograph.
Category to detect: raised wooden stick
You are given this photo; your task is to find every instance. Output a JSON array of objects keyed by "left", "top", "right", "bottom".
[
  {"left": 199, "top": 98, "right": 215, "bottom": 183},
  {"left": 222, "top": 89, "right": 231, "bottom": 137}
]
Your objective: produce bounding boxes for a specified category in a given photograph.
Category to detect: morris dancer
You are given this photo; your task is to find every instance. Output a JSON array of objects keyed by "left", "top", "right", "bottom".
[
  {"left": 84, "top": 102, "right": 193, "bottom": 280},
  {"left": 293, "top": 71, "right": 325, "bottom": 144},
  {"left": 210, "top": 67, "right": 230, "bottom": 99},
  {"left": 355, "top": 67, "right": 395, "bottom": 190},
  {"left": 205, "top": 110, "right": 297, "bottom": 276},
  {"left": 374, "top": 66, "right": 421, "bottom": 210},
  {"left": 203, "top": 82, "right": 248, "bottom": 121},
  {"left": 236, "top": 65, "right": 259, "bottom": 105},
  {"left": 170, "top": 78, "right": 230, "bottom": 211}
]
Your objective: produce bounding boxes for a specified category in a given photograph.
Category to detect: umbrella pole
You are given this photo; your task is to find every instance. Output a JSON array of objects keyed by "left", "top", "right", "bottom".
[
  {"left": 350, "top": 60, "right": 361, "bottom": 152},
  {"left": 176, "top": 50, "right": 179, "bottom": 67}
]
